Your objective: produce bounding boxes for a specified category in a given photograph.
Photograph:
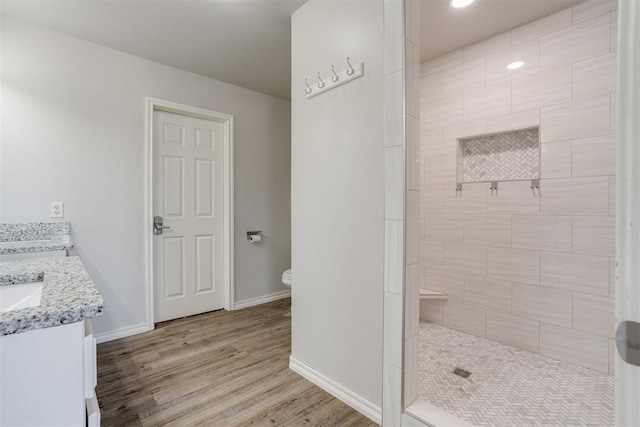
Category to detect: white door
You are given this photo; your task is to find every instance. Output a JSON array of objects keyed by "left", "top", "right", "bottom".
[
  {"left": 153, "top": 110, "right": 225, "bottom": 322},
  {"left": 616, "top": 2, "right": 640, "bottom": 425}
]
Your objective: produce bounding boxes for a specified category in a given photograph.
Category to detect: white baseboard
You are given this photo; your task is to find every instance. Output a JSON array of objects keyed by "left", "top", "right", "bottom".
[
  {"left": 289, "top": 356, "right": 382, "bottom": 424},
  {"left": 233, "top": 289, "right": 291, "bottom": 310},
  {"left": 95, "top": 323, "right": 151, "bottom": 344}
]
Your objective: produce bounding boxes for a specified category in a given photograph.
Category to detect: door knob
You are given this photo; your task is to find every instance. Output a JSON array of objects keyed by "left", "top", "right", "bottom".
[{"left": 153, "top": 216, "right": 171, "bottom": 235}]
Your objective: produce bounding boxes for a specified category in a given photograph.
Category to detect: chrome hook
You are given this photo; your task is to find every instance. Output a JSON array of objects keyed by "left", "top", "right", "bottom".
[
  {"left": 305, "top": 79, "right": 312, "bottom": 95},
  {"left": 346, "top": 57, "right": 355, "bottom": 76},
  {"left": 317, "top": 72, "right": 325, "bottom": 89},
  {"left": 331, "top": 65, "right": 339, "bottom": 83}
]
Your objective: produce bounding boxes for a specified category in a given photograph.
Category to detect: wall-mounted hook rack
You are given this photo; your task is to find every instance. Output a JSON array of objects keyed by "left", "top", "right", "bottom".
[{"left": 305, "top": 58, "right": 364, "bottom": 99}]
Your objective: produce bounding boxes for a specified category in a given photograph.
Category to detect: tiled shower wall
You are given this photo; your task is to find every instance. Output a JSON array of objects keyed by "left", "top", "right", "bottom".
[{"left": 419, "top": 0, "right": 617, "bottom": 375}]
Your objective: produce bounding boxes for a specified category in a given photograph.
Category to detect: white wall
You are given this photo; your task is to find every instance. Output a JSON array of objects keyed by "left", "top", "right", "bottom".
[
  {"left": 290, "top": 0, "right": 384, "bottom": 411},
  {"left": 0, "top": 16, "right": 291, "bottom": 336}
]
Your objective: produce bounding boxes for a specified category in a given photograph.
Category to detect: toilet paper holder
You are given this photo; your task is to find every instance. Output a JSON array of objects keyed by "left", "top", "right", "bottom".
[{"left": 247, "top": 230, "right": 263, "bottom": 242}]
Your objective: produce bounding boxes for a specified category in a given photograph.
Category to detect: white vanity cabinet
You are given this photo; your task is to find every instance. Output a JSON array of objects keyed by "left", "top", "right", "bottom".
[{"left": 0, "top": 319, "right": 98, "bottom": 426}]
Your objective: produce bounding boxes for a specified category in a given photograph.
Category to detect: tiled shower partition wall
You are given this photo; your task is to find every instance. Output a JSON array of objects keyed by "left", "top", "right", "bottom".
[
  {"left": 382, "top": 0, "right": 420, "bottom": 424},
  {"left": 419, "top": 0, "right": 617, "bottom": 375}
]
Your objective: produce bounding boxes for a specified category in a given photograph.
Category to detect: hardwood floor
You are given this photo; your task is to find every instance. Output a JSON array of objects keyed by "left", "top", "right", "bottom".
[{"left": 96, "top": 298, "right": 377, "bottom": 426}]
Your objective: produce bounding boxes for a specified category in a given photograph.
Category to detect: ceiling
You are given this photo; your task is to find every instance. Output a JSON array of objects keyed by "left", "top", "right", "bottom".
[
  {"left": 0, "top": 0, "right": 306, "bottom": 100},
  {"left": 1, "top": 0, "right": 588, "bottom": 99},
  {"left": 420, "top": 0, "right": 584, "bottom": 62}
]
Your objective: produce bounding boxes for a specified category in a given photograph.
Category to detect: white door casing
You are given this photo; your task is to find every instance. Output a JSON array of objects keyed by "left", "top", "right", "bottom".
[
  {"left": 146, "top": 99, "right": 234, "bottom": 325},
  {"left": 616, "top": 1, "right": 640, "bottom": 426}
]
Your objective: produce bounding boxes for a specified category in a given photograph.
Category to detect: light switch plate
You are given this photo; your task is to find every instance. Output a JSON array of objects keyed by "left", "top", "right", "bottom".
[{"left": 50, "top": 202, "right": 64, "bottom": 218}]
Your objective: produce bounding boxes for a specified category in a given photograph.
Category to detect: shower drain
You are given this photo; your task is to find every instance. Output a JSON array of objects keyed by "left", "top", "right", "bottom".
[{"left": 452, "top": 367, "right": 472, "bottom": 378}]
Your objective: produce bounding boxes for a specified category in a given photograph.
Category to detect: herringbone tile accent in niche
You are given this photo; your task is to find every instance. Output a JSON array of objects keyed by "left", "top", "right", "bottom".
[
  {"left": 418, "top": 322, "right": 613, "bottom": 426},
  {"left": 462, "top": 128, "right": 540, "bottom": 183}
]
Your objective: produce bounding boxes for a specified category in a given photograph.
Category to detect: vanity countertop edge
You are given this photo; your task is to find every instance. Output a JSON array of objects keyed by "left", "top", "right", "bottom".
[{"left": 0, "top": 256, "right": 104, "bottom": 336}]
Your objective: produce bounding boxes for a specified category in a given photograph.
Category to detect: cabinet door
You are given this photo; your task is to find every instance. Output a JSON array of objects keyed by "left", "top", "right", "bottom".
[{"left": 84, "top": 319, "right": 97, "bottom": 398}]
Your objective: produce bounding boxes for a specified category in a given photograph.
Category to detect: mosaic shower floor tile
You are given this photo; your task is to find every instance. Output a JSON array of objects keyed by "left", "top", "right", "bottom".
[{"left": 418, "top": 322, "right": 614, "bottom": 426}]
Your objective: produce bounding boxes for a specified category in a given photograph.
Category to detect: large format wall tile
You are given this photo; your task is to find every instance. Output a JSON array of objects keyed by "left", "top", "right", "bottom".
[
  {"left": 421, "top": 240, "right": 443, "bottom": 270},
  {"left": 443, "top": 120, "right": 487, "bottom": 156},
  {"left": 420, "top": 128, "right": 444, "bottom": 158},
  {"left": 511, "top": 8, "right": 572, "bottom": 45},
  {"left": 540, "top": 14, "right": 610, "bottom": 70},
  {"left": 486, "top": 109, "right": 540, "bottom": 134},
  {"left": 443, "top": 243, "right": 487, "bottom": 276},
  {"left": 512, "top": 215, "right": 572, "bottom": 253},
  {"left": 406, "top": 263, "right": 420, "bottom": 338},
  {"left": 420, "top": 127, "right": 443, "bottom": 158},
  {"left": 464, "top": 276, "right": 512, "bottom": 313},
  {"left": 384, "top": 220, "right": 404, "bottom": 295},
  {"left": 486, "top": 311, "right": 540, "bottom": 353},
  {"left": 420, "top": 69, "right": 444, "bottom": 103},
  {"left": 572, "top": 215, "right": 615, "bottom": 256},
  {"left": 424, "top": 213, "right": 464, "bottom": 242},
  {"left": 572, "top": 52, "right": 617, "bottom": 100},
  {"left": 443, "top": 57, "right": 486, "bottom": 96},
  {"left": 420, "top": 185, "right": 444, "bottom": 213},
  {"left": 487, "top": 246, "right": 540, "bottom": 286},
  {"left": 512, "top": 66, "right": 572, "bottom": 112},
  {"left": 573, "top": 292, "right": 615, "bottom": 338},
  {"left": 443, "top": 302, "right": 487, "bottom": 337},
  {"left": 406, "top": 116, "right": 420, "bottom": 190},
  {"left": 572, "top": 0, "right": 617, "bottom": 24},
  {"left": 463, "top": 33, "right": 511, "bottom": 60},
  {"left": 486, "top": 180, "right": 540, "bottom": 214},
  {"left": 423, "top": 269, "right": 465, "bottom": 303},
  {"left": 610, "top": 12, "right": 618, "bottom": 53},
  {"left": 384, "top": 71, "right": 403, "bottom": 147},
  {"left": 422, "top": 50, "right": 463, "bottom": 75},
  {"left": 406, "top": 191, "right": 420, "bottom": 265},
  {"left": 418, "top": 4, "right": 618, "bottom": 364},
  {"left": 385, "top": 145, "right": 404, "bottom": 220},
  {"left": 511, "top": 283, "right": 573, "bottom": 327},
  {"left": 464, "top": 215, "right": 512, "bottom": 247},
  {"left": 610, "top": 92, "right": 617, "bottom": 133},
  {"left": 406, "top": 42, "right": 421, "bottom": 118},
  {"left": 541, "top": 95, "right": 610, "bottom": 142},
  {"left": 486, "top": 40, "right": 539, "bottom": 85},
  {"left": 420, "top": 300, "right": 444, "bottom": 324},
  {"left": 541, "top": 176, "right": 610, "bottom": 216},
  {"left": 609, "top": 176, "right": 616, "bottom": 216},
  {"left": 424, "top": 151, "right": 457, "bottom": 185},
  {"left": 539, "top": 323, "right": 609, "bottom": 373},
  {"left": 464, "top": 82, "right": 511, "bottom": 122},
  {"left": 443, "top": 183, "right": 487, "bottom": 214},
  {"left": 541, "top": 141, "right": 572, "bottom": 179},
  {"left": 572, "top": 135, "right": 616, "bottom": 178},
  {"left": 541, "top": 251, "right": 610, "bottom": 296},
  {"left": 422, "top": 94, "right": 464, "bottom": 130}
]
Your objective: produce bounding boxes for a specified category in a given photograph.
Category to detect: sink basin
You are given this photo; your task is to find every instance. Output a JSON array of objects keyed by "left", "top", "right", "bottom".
[{"left": 0, "top": 282, "right": 43, "bottom": 312}]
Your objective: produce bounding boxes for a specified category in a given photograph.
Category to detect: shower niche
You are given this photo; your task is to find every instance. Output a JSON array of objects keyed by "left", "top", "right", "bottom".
[{"left": 457, "top": 127, "right": 540, "bottom": 186}]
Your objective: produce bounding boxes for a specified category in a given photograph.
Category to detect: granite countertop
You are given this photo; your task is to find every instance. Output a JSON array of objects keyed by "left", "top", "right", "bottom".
[
  {"left": 0, "top": 256, "right": 103, "bottom": 336},
  {"left": 0, "top": 222, "right": 74, "bottom": 255},
  {"left": 0, "top": 237, "right": 74, "bottom": 255}
]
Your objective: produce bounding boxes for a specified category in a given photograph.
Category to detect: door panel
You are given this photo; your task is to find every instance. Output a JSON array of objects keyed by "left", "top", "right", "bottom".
[
  {"left": 162, "top": 156, "right": 184, "bottom": 218},
  {"left": 195, "top": 159, "right": 214, "bottom": 217},
  {"left": 163, "top": 237, "right": 185, "bottom": 299},
  {"left": 153, "top": 110, "right": 225, "bottom": 322},
  {"left": 195, "top": 235, "right": 215, "bottom": 294}
]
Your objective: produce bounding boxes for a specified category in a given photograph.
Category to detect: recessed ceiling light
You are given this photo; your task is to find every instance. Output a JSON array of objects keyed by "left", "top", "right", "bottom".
[
  {"left": 507, "top": 61, "right": 524, "bottom": 70},
  {"left": 451, "top": 0, "right": 475, "bottom": 8}
]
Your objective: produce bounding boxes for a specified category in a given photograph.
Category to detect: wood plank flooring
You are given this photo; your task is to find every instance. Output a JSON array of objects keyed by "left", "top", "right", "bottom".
[{"left": 96, "top": 298, "right": 377, "bottom": 426}]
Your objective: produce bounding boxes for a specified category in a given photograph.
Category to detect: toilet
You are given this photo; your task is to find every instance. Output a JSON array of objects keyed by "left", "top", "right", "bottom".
[{"left": 281, "top": 269, "right": 292, "bottom": 289}]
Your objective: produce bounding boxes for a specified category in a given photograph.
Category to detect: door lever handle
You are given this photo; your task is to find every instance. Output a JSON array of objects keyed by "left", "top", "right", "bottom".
[{"left": 153, "top": 216, "right": 171, "bottom": 235}]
